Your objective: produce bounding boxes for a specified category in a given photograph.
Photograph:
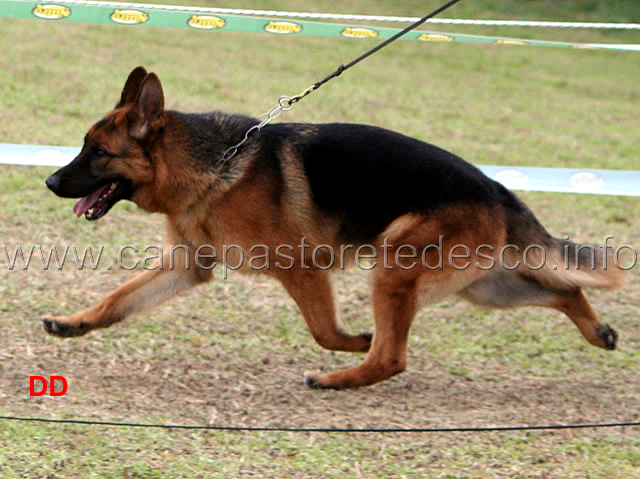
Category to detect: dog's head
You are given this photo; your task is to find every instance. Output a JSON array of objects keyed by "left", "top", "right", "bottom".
[{"left": 45, "top": 66, "right": 166, "bottom": 220}]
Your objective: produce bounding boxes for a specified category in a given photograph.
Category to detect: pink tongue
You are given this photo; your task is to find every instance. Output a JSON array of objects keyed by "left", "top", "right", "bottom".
[{"left": 72, "top": 184, "right": 111, "bottom": 217}]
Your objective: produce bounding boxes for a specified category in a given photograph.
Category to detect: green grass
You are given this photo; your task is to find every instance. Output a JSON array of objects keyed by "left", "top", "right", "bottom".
[
  {"left": 3, "top": 423, "right": 640, "bottom": 478},
  {"left": 1, "top": 1, "right": 640, "bottom": 477}
]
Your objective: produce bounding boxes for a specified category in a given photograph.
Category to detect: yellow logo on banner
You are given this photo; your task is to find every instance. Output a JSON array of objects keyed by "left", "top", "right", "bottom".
[
  {"left": 32, "top": 4, "right": 71, "bottom": 20},
  {"left": 341, "top": 27, "right": 378, "bottom": 38},
  {"left": 264, "top": 21, "right": 302, "bottom": 34},
  {"left": 110, "top": 9, "right": 149, "bottom": 25},
  {"left": 418, "top": 33, "right": 453, "bottom": 42},
  {"left": 188, "top": 15, "right": 226, "bottom": 29},
  {"left": 495, "top": 39, "right": 528, "bottom": 46}
]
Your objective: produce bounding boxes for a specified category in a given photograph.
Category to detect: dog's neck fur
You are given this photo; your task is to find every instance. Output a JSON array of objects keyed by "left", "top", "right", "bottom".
[{"left": 139, "top": 110, "right": 260, "bottom": 217}]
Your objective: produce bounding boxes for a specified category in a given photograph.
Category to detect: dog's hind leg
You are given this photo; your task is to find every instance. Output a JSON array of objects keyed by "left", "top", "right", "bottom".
[
  {"left": 278, "top": 269, "right": 372, "bottom": 353},
  {"left": 303, "top": 268, "right": 422, "bottom": 389},
  {"left": 305, "top": 261, "right": 485, "bottom": 390},
  {"left": 460, "top": 271, "right": 618, "bottom": 350},
  {"left": 546, "top": 288, "right": 618, "bottom": 350},
  {"left": 305, "top": 270, "right": 418, "bottom": 389}
]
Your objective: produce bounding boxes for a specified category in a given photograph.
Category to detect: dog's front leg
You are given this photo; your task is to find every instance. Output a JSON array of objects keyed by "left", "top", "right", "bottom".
[
  {"left": 42, "top": 246, "right": 210, "bottom": 337},
  {"left": 277, "top": 268, "right": 373, "bottom": 353}
]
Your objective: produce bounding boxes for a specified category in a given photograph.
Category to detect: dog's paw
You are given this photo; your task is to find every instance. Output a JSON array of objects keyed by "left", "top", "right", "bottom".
[
  {"left": 597, "top": 324, "right": 618, "bottom": 350},
  {"left": 303, "top": 371, "right": 341, "bottom": 390},
  {"left": 42, "top": 317, "right": 89, "bottom": 338}
]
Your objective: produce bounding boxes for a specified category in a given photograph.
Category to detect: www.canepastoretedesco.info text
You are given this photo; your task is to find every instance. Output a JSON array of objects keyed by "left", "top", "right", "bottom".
[{"left": 2, "top": 237, "right": 636, "bottom": 278}]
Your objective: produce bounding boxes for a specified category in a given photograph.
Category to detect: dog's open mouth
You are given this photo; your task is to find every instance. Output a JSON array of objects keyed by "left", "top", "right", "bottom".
[{"left": 72, "top": 182, "right": 121, "bottom": 221}]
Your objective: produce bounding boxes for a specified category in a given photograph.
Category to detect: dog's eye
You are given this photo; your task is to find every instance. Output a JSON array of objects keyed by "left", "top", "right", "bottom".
[{"left": 94, "top": 147, "right": 110, "bottom": 158}]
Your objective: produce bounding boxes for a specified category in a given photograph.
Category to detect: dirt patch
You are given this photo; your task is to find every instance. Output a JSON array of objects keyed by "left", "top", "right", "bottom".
[{"left": 2, "top": 269, "right": 639, "bottom": 432}]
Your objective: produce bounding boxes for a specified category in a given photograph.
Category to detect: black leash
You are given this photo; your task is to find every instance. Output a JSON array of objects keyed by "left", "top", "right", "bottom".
[
  {"left": 221, "top": 0, "right": 463, "bottom": 163},
  {"left": 286, "top": 0, "right": 463, "bottom": 106}
]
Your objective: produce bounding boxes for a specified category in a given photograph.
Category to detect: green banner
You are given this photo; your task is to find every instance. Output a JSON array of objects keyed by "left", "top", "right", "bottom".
[{"left": 1, "top": 0, "right": 638, "bottom": 51}]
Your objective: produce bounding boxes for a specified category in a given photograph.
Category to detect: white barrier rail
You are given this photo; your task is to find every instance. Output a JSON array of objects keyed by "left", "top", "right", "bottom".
[{"left": 2, "top": 143, "right": 638, "bottom": 197}]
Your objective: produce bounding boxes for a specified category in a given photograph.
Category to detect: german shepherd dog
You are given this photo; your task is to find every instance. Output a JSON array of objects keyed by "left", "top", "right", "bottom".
[{"left": 44, "top": 67, "right": 626, "bottom": 389}]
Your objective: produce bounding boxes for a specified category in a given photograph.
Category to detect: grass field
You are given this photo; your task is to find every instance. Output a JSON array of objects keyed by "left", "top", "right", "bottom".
[{"left": 1, "top": 0, "right": 639, "bottom": 477}]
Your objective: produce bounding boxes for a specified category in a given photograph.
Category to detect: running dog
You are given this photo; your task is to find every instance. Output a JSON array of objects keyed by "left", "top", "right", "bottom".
[{"left": 43, "top": 67, "right": 626, "bottom": 389}]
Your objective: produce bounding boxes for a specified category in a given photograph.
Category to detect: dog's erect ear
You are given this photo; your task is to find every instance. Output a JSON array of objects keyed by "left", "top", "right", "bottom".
[
  {"left": 116, "top": 66, "right": 148, "bottom": 108},
  {"left": 127, "top": 73, "right": 165, "bottom": 141}
]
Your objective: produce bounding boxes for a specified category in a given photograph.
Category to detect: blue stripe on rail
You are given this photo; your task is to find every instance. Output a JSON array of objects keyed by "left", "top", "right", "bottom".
[
  {"left": 0, "top": 143, "right": 80, "bottom": 167},
  {"left": 1, "top": 143, "right": 639, "bottom": 196}
]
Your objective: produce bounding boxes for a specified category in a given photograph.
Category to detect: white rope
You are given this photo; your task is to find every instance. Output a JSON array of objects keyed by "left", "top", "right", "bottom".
[
  {"left": 57, "top": 0, "right": 640, "bottom": 30},
  {"left": 427, "top": 19, "right": 640, "bottom": 29}
]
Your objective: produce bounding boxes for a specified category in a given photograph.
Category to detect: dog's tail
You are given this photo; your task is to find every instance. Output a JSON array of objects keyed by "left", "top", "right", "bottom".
[
  {"left": 527, "top": 237, "right": 628, "bottom": 290},
  {"left": 504, "top": 199, "right": 627, "bottom": 291}
]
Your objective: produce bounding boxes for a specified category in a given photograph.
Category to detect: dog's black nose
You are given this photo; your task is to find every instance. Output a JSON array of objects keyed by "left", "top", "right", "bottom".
[{"left": 45, "top": 174, "right": 60, "bottom": 192}]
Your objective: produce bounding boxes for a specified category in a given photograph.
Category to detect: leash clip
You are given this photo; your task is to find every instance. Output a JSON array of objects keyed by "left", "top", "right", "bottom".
[
  {"left": 219, "top": 96, "right": 295, "bottom": 165},
  {"left": 217, "top": 0, "right": 463, "bottom": 165}
]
